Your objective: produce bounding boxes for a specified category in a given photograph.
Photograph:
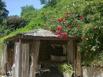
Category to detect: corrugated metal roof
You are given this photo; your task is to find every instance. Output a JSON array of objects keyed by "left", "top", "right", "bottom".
[
  {"left": 4, "top": 29, "right": 80, "bottom": 41},
  {"left": 23, "top": 29, "right": 57, "bottom": 37}
]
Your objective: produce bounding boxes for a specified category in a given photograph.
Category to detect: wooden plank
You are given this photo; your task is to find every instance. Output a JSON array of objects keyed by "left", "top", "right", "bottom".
[
  {"left": 75, "top": 46, "right": 82, "bottom": 77},
  {"left": 67, "top": 40, "right": 82, "bottom": 77},
  {"left": 1, "top": 43, "right": 7, "bottom": 75},
  {"left": 29, "top": 40, "right": 40, "bottom": 77},
  {"left": 66, "top": 39, "right": 76, "bottom": 77},
  {"left": 21, "top": 43, "right": 29, "bottom": 77},
  {"left": 7, "top": 42, "right": 14, "bottom": 72},
  {"left": 14, "top": 39, "right": 22, "bottom": 77},
  {"left": 67, "top": 39, "right": 75, "bottom": 65}
]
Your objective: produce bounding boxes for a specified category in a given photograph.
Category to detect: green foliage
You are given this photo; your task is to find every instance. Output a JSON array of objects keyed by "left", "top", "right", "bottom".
[
  {"left": 38, "top": 0, "right": 103, "bottom": 65},
  {"left": 59, "top": 63, "right": 73, "bottom": 75},
  {"left": 6, "top": 16, "right": 27, "bottom": 34},
  {"left": 0, "top": 0, "right": 8, "bottom": 34},
  {"left": 40, "top": 0, "right": 57, "bottom": 7},
  {"left": 0, "top": 0, "right": 8, "bottom": 19},
  {"left": 45, "top": 13, "right": 84, "bottom": 40},
  {"left": 21, "top": 5, "right": 37, "bottom": 21},
  {"left": 1, "top": 0, "right": 103, "bottom": 66},
  {"left": 81, "top": 1, "right": 103, "bottom": 65}
]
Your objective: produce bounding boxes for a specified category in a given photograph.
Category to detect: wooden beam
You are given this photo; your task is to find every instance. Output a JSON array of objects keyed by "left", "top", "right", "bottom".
[{"left": 29, "top": 40, "right": 40, "bottom": 77}]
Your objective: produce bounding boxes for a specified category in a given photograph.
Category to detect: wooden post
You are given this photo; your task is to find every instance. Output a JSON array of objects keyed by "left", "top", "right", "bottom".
[
  {"left": 67, "top": 39, "right": 82, "bottom": 77},
  {"left": 30, "top": 40, "right": 40, "bottom": 77},
  {"left": 66, "top": 39, "right": 76, "bottom": 77},
  {"left": 14, "top": 39, "right": 22, "bottom": 77},
  {"left": 21, "top": 43, "right": 29, "bottom": 77},
  {"left": 67, "top": 39, "right": 75, "bottom": 65},
  {"left": 1, "top": 43, "right": 7, "bottom": 74},
  {"left": 75, "top": 46, "right": 82, "bottom": 77}
]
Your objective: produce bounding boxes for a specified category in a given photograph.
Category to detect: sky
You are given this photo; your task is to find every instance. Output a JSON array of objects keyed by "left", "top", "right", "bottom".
[{"left": 4, "top": 0, "right": 43, "bottom": 16}]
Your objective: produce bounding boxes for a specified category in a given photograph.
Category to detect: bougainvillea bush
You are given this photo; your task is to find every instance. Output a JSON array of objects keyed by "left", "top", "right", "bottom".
[
  {"left": 44, "top": 3, "right": 103, "bottom": 66},
  {"left": 81, "top": 2, "right": 103, "bottom": 66},
  {"left": 44, "top": 1, "right": 103, "bottom": 66},
  {"left": 45, "top": 13, "right": 84, "bottom": 40}
]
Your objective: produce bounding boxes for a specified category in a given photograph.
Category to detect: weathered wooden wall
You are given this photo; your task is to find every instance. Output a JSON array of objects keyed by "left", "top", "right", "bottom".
[{"left": 14, "top": 40, "right": 30, "bottom": 77}]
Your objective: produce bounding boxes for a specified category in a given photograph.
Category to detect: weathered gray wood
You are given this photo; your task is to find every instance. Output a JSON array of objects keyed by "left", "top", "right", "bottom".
[
  {"left": 67, "top": 40, "right": 82, "bottom": 77},
  {"left": 67, "top": 39, "right": 75, "bottom": 65},
  {"left": 14, "top": 40, "right": 22, "bottom": 77},
  {"left": 30, "top": 40, "right": 40, "bottom": 77},
  {"left": 21, "top": 43, "right": 29, "bottom": 77},
  {"left": 75, "top": 46, "right": 82, "bottom": 77},
  {"left": 1, "top": 43, "right": 7, "bottom": 74},
  {"left": 66, "top": 39, "right": 76, "bottom": 77}
]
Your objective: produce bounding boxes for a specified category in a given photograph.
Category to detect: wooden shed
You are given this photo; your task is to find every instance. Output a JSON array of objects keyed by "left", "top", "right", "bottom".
[{"left": 2, "top": 29, "right": 82, "bottom": 77}]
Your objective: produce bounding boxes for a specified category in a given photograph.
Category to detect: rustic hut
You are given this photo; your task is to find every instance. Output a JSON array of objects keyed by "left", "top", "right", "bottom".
[{"left": 2, "top": 29, "right": 82, "bottom": 77}]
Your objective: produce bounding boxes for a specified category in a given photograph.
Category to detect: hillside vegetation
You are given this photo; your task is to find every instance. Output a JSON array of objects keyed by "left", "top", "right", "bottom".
[{"left": 0, "top": 0, "right": 103, "bottom": 66}]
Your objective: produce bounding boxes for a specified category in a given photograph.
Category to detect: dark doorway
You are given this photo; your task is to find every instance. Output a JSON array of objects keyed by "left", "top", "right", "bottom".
[{"left": 37, "top": 40, "right": 67, "bottom": 77}]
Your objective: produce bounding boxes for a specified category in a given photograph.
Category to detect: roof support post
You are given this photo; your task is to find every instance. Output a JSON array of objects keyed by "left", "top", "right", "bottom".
[
  {"left": 67, "top": 39, "right": 82, "bottom": 77},
  {"left": 1, "top": 43, "right": 7, "bottom": 75},
  {"left": 14, "top": 39, "right": 22, "bottom": 77},
  {"left": 29, "top": 40, "right": 40, "bottom": 77},
  {"left": 67, "top": 39, "right": 75, "bottom": 66},
  {"left": 21, "top": 43, "right": 30, "bottom": 77}
]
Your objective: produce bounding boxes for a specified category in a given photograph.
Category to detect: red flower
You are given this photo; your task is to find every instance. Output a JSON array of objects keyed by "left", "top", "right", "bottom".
[
  {"left": 56, "top": 31, "right": 68, "bottom": 40},
  {"left": 55, "top": 31, "right": 61, "bottom": 35},
  {"left": 80, "top": 16, "right": 84, "bottom": 20},
  {"left": 57, "top": 18, "right": 64, "bottom": 22},
  {"left": 61, "top": 32, "right": 68, "bottom": 40},
  {"left": 56, "top": 26, "right": 63, "bottom": 31},
  {"left": 56, "top": 32, "right": 62, "bottom": 39}
]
